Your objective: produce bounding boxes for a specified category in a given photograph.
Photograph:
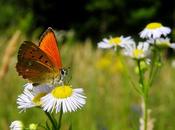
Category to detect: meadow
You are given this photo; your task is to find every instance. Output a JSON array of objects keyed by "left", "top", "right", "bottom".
[{"left": 0, "top": 31, "right": 175, "bottom": 130}]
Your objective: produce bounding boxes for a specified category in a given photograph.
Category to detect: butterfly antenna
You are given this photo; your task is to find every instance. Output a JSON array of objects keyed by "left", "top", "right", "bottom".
[
  {"left": 68, "top": 75, "right": 72, "bottom": 84},
  {"left": 67, "top": 66, "right": 72, "bottom": 83}
]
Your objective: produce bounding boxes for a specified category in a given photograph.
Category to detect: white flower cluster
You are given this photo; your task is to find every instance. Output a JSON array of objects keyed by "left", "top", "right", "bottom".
[
  {"left": 17, "top": 83, "right": 86, "bottom": 113},
  {"left": 98, "top": 22, "right": 174, "bottom": 60},
  {"left": 10, "top": 120, "right": 23, "bottom": 130},
  {"left": 10, "top": 120, "right": 38, "bottom": 130}
]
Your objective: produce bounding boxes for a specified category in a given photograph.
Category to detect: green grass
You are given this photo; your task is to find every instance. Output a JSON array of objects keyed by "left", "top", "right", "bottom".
[{"left": 1, "top": 38, "right": 175, "bottom": 130}]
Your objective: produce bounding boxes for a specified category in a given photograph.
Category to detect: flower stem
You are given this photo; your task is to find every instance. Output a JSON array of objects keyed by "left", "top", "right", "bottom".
[
  {"left": 58, "top": 106, "right": 63, "bottom": 130},
  {"left": 143, "top": 90, "right": 148, "bottom": 130},
  {"left": 137, "top": 60, "right": 148, "bottom": 130},
  {"left": 44, "top": 111, "right": 57, "bottom": 130},
  {"left": 137, "top": 60, "right": 144, "bottom": 90}
]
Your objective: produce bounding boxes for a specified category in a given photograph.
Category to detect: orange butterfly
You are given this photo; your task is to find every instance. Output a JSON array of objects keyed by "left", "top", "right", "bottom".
[{"left": 16, "top": 27, "right": 67, "bottom": 85}]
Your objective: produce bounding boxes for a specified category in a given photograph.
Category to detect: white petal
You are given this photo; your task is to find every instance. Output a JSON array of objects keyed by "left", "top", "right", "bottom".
[
  {"left": 98, "top": 42, "right": 113, "bottom": 48},
  {"left": 170, "top": 43, "right": 175, "bottom": 49},
  {"left": 41, "top": 87, "right": 86, "bottom": 113}
]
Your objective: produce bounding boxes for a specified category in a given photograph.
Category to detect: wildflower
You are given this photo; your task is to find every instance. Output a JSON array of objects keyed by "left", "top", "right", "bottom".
[
  {"left": 42, "top": 85, "right": 86, "bottom": 113},
  {"left": 98, "top": 36, "right": 134, "bottom": 50},
  {"left": 135, "top": 61, "right": 149, "bottom": 74},
  {"left": 17, "top": 83, "right": 52, "bottom": 112},
  {"left": 96, "top": 52, "right": 112, "bottom": 70},
  {"left": 123, "top": 42, "right": 149, "bottom": 60},
  {"left": 147, "top": 38, "right": 175, "bottom": 49},
  {"left": 10, "top": 120, "right": 23, "bottom": 130},
  {"left": 29, "top": 123, "right": 38, "bottom": 130},
  {"left": 140, "top": 22, "right": 171, "bottom": 39},
  {"left": 96, "top": 57, "right": 111, "bottom": 70}
]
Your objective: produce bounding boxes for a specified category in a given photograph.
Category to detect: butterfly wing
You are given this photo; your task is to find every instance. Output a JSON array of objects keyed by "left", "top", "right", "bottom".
[
  {"left": 39, "top": 27, "right": 62, "bottom": 70},
  {"left": 16, "top": 41, "right": 59, "bottom": 83}
]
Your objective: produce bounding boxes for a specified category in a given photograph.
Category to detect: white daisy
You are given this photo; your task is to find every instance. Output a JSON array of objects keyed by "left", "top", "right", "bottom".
[
  {"left": 123, "top": 42, "right": 150, "bottom": 59},
  {"left": 140, "top": 22, "right": 171, "bottom": 39},
  {"left": 98, "top": 36, "right": 134, "bottom": 50},
  {"left": 10, "top": 120, "right": 23, "bottom": 130},
  {"left": 41, "top": 85, "right": 86, "bottom": 113},
  {"left": 147, "top": 38, "right": 175, "bottom": 49},
  {"left": 17, "top": 83, "right": 52, "bottom": 112}
]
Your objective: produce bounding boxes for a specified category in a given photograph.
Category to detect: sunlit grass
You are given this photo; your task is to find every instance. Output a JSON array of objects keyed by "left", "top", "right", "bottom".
[{"left": 1, "top": 37, "right": 175, "bottom": 130}]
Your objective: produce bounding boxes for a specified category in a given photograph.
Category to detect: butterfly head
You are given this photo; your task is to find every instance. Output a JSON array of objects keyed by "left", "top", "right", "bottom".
[
  {"left": 54, "top": 67, "right": 70, "bottom": 85},
  {"left": 60, "top": 68, "right": 69, "bottom": 78}
]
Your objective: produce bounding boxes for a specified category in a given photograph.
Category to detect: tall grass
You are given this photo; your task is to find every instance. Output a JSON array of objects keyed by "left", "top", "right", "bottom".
[{"left": 0, "top": 36, "right": 175, "bottom": 130}]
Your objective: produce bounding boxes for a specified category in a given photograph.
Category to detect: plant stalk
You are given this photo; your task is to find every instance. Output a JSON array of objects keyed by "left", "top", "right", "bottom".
[
  {"left": 138, "top": 60, "right": 148, "bottom": 130},
  {"left": 58, "top": 106, "right": 63, "bottom": 130},
  {"left": 44, "top": 111, "right": 57, "bottom": 130},
  {"left": 143, "top": 91, "right": 148, "bottom": 130}
]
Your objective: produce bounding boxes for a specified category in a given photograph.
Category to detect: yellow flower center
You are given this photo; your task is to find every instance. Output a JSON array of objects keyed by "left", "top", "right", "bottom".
[
  {"left": 51, "top": 86, "right": 72, "bottom": 98},
  {"left": 133, "top": 49, "right": 144, "bottom": 58},
  {"left": 32, "top": 93, "right": 46, "bottom": 105},
  {"left": 96, "top": 57, "right": 111, "bottom": 69},
  {"left": 109, "top": 37, "right": 121, "bottom": 45},
  {"left": 146, "top": 22, "right": 162, "bottom": 29}
]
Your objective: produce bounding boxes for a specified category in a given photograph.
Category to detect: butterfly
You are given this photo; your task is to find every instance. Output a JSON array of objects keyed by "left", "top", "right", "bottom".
[{"left": 16, "top": 27, "right": 67, "bottom": 85}]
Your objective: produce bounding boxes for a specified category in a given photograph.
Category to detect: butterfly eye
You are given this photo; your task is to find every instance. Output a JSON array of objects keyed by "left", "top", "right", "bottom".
[
  {"left": 61, "top": 69, "right": 65, "bottom": 75},
  {"left": 60, "top": 68, "right": 68, "bottom": 76}
]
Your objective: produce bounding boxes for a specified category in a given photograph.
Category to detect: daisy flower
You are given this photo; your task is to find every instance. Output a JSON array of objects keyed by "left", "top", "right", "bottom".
[
  {"left": 10, "top": 120, "right": 23, "bottom": 130},
  {"left": 41, "top": 85, "right": 86, "bottom": 113},
  {"left": 147, "top": 38, "right": 175, "bottom": 49},
  {"left": 98, "top": 36, "right": 134, "bottom": 50},
  {"left": 140, "top": 22, "right": 171, "bottom": 39},
  {"left": 17, "top": 83, "right": 52, "bottom": 112},
  {"left": 123, "top": 42, "right": 150, "bottom": 59}
]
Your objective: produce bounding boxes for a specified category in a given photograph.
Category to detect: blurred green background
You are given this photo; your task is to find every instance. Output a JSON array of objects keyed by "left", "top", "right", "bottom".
[
  {"left": 0, "top": 0, "right": 175, "bottom": 130},
  {"left": 0, "top": 0, "right": 174, "bottom": 40}
]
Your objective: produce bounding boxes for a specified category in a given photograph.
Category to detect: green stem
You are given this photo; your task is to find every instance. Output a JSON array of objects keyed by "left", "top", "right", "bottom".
[
  {"left": 120, "top": 54, "right": 143, "bottom": 95},
  {"left": 149, "top": 63, "right": 159, "bottom": 87},
  {"left": 150, "top": 49, "right": 162, "bottom": 87},
  {"left": 137, "top": 60, "right": 148, "bottom": 130},
  {"left": 149, "top": 43, "right": 162, "bottom": 87},
  {"left": 58, "top": 106, "right": 63, "bottom": 130},
  {"left": 44, "top": 111, "right": 57, "bottom": 130},
  {"left": 143, "top": 89, "right": 148, "bottom": 130},
  {"left": 149, "top": 48, "right": 156, "bottom": 83},
  {"left": 137, "top": 60, "right": 144, "bottom": 90}
]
